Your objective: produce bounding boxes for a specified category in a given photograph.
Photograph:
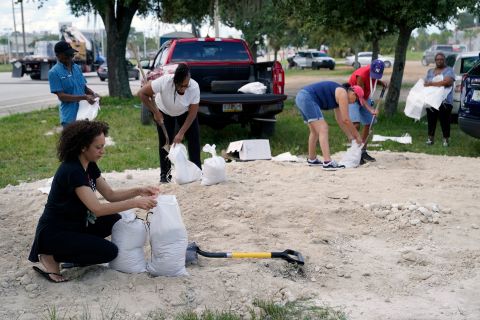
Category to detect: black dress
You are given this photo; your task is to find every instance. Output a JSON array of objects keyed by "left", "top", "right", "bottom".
[{"left": 29, "top": 159, "right": 120, "bottom": 264}]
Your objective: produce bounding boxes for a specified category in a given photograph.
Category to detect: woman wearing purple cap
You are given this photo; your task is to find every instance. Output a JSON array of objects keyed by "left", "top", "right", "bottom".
[
  {"left": 348, "top": 59, "right": 388, "bottom": 164},
  {"left": 295, "top": 81, "right": 363, "bottom": 170}
]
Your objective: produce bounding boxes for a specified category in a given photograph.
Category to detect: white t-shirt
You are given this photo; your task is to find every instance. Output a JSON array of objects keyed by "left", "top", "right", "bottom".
[{"left": 151, "top": 74, "right": 200, "bottom": 116}]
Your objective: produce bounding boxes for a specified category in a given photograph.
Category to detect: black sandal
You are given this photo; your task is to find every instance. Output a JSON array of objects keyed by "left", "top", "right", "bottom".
[{"left": 32, "top": 266, "right": 68, "bottom": 283}]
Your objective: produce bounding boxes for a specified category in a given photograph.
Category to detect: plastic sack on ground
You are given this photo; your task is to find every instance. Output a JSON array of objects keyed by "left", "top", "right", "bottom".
[
  {"left": 147, "top": 195, "right": 188, "bottom": 277},
  {"left": 339, "top": 140, "right": 363, "bottom": 168},
  {"left": 238, "top": 82, "right": 267, "bottom": 94},
  {"left": 109, "top": 210, "right": 147, "bottom": 273},
  {"left": 167, "top": 143, "right": 202, "bottom": 185},
  {"left": 76, "top": 97, "right": 100, "bottom": 121},
  {"left": 201, "top": 144, "right": 226, "bottom": 186},
  {"left": 271, "top": 152, "right": 300, "bottom": 162},
  {"left": 372, "top": 133, "right": 412, "bottom": 144}
]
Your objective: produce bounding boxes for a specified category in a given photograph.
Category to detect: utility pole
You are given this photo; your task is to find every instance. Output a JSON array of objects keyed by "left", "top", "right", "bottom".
[
  {"left": 214, "top": 0, "right": 220, "bottom": 37},
  {"left": 20, "top": 0, "right": 27, "bottom": 55},
  {"left": 11, "top": 0, "right": 19, "bottom": 59},
  {"left": 143, "top": 30, "right": 147, "bottom": 58}
]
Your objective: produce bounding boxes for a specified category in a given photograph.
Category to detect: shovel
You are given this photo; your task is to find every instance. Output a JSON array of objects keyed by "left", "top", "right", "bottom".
[
  {"left": 128, "top": 42, "right": 170, "bottom": 152},
  {"left": 366, "top": 86, "right": 386, "bottom": 142},
  {"left": 186, "top": 242, "right": 305, "bottom": 265}
]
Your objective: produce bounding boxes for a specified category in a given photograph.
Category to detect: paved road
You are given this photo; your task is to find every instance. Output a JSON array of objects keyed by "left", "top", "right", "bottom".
[
  {"left": 0, "top": 72, "right": 141, "bottom": 118},
  {"left": 1, "top": 61, "right": 425, "bottom": 117}
]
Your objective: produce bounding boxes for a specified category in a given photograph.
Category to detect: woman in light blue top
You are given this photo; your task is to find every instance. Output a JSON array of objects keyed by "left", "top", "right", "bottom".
[{"left": 424, "top": 52, "right": 455, "bottom": 146}]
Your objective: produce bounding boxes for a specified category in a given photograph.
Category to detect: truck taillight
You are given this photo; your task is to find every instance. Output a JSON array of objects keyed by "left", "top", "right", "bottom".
[{"left": 272, "top": 61, "right": 284, "bottom": 94}]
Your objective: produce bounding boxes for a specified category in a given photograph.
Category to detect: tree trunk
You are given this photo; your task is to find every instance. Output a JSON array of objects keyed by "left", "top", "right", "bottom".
[
  {"left": 98, "top": 1, "right": 138, "bottom": 98},
  {"left": 384, "top": 25, "right": 412, "bottom": 117},
  {"left": 371, "top": 37, "right": 379, "bottom": 61}
]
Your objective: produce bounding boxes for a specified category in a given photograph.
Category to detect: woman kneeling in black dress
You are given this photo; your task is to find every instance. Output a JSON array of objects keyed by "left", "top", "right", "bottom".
[{"left": 29, "top": 120, "right": 159, "bottom": 282}]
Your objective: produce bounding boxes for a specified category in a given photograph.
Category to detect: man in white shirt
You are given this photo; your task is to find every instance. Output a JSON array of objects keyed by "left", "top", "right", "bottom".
[{"left": 138, "top": 63, "right": 201, "bottom": 183}]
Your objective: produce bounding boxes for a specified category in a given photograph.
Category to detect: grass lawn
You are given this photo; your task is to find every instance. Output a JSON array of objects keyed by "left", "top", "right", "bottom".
[
  {"left": 1, "top": 97, "right": 479, "bottom": 188},
  {"left": 0, "top": 63, "right": 12, "bottom": 73}
]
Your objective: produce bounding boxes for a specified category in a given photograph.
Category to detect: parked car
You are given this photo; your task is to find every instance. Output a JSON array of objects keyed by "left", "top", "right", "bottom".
[
  {"left": 459, "top": 58, "right": 480, "bottom": 138},
  {"left": 96, "top": 60, "right": 140, "bottom": 81},
  {"left": 291, "top": 50, "right": 336, "bottom": 70},
  {"left": 448, "top": 51, "right": 480, "bottom": 121},
  {"left": 421, "top": 44, "right": 467, "bottom": 66},
  {"left": 344, "top": 52, "right": 394, "bottom": 68}
]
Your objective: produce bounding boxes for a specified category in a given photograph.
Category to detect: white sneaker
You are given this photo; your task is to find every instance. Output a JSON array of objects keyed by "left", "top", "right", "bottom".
[{"left": 322, "top": 160, "right": 346, "bottom": 171}]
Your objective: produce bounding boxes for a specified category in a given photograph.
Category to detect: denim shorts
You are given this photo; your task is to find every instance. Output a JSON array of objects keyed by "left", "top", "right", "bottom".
[
  {"left": 348, "top": 100, "right": 375, "bottom": 125},
  {"left": 295, "top": 89, "right": 324, "bottom": 123}
]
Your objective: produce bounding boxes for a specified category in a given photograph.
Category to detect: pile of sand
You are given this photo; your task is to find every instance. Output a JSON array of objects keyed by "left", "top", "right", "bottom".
[{"left": 0, "top": 151, "right": 479, "bottom": 319}]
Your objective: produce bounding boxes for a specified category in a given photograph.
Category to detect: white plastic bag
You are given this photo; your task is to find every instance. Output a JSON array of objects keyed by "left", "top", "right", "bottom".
[
  {"left": 404, "top": 79, "right": 426, "bottom": 121},
  {"left": 147, "top": 195, "right": 188, "bottom": 277},
  {"left": 238, "top": 82, "right": 267, "bottom": 94},
  {"left": 405, "top": 76, "right": 453, "bottom": 120},
  {"left": 76, "top": 97, "right": 100, "bottom": 120},
  {"left": 109, "top": 210, "right": 147, "bottom": 273},
  {"left": 167, "top": 143, "right": 202, "bottom": 185},
  {"left": 339, "top": 140, "right": 363, "bottom": 168},
  {"left": 201, "top": 144, "right": 226, "bottom": 186}
]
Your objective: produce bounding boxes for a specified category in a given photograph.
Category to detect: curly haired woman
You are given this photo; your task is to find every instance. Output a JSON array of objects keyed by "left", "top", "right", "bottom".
[{"left": 29, "top": 120, "right": 159, "bottom": 283}]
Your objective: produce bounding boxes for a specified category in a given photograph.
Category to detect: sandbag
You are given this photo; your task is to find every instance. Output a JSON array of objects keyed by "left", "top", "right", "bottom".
[
  {"left": 76, "top": 97, "right": 100, "bottom": 120},
  {"left": 167, "top": 143, "right": 202, "bottom": 185},
  {"left": 238, "top": 82, "right": 267, "bottom": 94},
  {"left": 339, "top": 140, "right": 363, "bottom": 168},
  {"left": 147, "top": 195, "right": 188, "bottom": 277},
  {"left": 201, "top": 144, "right": 226, "bottom": 186},
  {"left": 109, "top": 210, "right": 147, "bottom": 273}
]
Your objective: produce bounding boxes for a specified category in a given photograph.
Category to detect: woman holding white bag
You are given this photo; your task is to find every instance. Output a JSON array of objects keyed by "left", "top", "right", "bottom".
[{"left": 423, "top": 52, "right": 455, "bottom": 147}]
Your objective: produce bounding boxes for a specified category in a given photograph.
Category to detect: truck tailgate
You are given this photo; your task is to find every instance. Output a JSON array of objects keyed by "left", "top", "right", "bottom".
[{"left": 200, "top": 93, "right": 287, "bottom": 104}]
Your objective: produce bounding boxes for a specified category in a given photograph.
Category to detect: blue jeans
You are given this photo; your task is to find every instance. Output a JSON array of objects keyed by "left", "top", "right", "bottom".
[
  {"left": 295, "top": 89, "right": 324, "bottom": 123},
  {"left": 348, "top": 100, "right": 374, "bottom": 125}
]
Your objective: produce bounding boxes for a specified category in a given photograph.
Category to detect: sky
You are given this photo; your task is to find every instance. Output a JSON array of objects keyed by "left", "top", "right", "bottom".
[{"left": 0, "top": 0, "right": 241, "bottom": 38}]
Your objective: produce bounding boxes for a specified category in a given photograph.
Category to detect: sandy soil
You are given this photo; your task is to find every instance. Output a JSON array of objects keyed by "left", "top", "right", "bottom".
[{"left": 0, "top": 150, "right": 479, "bottom": 319}]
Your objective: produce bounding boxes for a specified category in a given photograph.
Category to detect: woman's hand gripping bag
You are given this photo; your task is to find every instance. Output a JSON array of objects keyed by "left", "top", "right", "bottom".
[
  {"left": 167, "top": 143, "right": 202, "bottom": 185},
  {"left": 109, "top": 210, "right": 147, "bottom": 273},
  {"left": 201, "top": 144, "right": 226, "bottom": 186},
  {"left": 147, "top": 195, "right": 188, "bottom": 277}
]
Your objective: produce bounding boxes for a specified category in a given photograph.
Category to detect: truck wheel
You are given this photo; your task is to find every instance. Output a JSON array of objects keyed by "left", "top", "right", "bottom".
[
  {"left": 384, "top": 61, "right": 392, "bottom": 68},
  {"left": 141, "top": 103, "right": 153, "bottom": 125},
  {"left": 329, "top": 64, "right": 335, "bottom": 70},
  {"left": 100, "top": 77, "right": 106, "bottom": 82},
  {"left": 421, "top": 58, "right": 428, "bottom": 66},
  {"left": 250, "top": 119, "right": 276, "bottom": 138},
  {"left": 30, "top": 73, "right": 41, "bottom": 80}
]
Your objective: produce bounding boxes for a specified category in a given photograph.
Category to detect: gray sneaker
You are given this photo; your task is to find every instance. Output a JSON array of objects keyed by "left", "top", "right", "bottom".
[
  {"left": 442, "top": 138, "right": 449, "bottom": 147},
  {"left": 322, "top": 160, "right": 346, "bottom": 171},
  {"left": 307, "top": 158, "right": 323, "bottom": 165}
]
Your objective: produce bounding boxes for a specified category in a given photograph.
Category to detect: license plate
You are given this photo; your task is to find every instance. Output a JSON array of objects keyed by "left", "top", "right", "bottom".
[
  {"left": 472, "top": 90, "right": 480, "bottom": 102},
  {"left": 26, "top": 66, "right": 31, "bottom": 71},
  {"left": 222, "top": 103, "right": 242, "bottom": 112}
]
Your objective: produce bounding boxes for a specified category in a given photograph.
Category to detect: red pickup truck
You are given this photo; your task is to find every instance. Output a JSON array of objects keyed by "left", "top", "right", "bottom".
[{"left": 141, "top": 37, "right": 287, "bottom": 137}]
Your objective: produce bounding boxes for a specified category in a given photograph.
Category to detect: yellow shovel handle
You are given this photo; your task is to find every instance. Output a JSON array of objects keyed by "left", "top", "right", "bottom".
[{"left": 231, "top": 252, "right": 272, "bottom": 259}]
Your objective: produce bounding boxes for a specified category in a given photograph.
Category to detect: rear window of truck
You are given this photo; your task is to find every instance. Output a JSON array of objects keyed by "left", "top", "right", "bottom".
[{"left": 171, "top": 41, "right": 250, "bottom": 62}]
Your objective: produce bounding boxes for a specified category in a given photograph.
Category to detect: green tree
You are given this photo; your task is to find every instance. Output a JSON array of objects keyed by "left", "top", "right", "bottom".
[
  {"left": 159, "top": 0, "right": 213, "bottom": 37},
  {"left": 39, "top": 0, "right": 160, "bottom": 98}
]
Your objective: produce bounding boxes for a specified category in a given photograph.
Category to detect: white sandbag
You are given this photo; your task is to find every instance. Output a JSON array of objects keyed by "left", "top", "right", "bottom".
[
  {"left": 109, "top": 210, "right": 147, "bottom": 273},
  {"left": 76, "top": 97, "right": 100, "bottom": 120},
  {"left": 238, "top": 82, "right": 267, "bottom": 94},
  {"left": 339, "top": 140, "right": 363, "bottom": 168},
  {"left": 167, "top": 143, "right": 202, "bottom": 185},
  {"left": 201, "top": 144, "right": 226, "bottom": 186},
  {"left": 147, "top": 195, "right": 188, "bottom": 277}
]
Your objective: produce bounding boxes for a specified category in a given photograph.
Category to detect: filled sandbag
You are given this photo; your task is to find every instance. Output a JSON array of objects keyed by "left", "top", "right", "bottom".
[
  {"left": 147, "top": 195, "right": 188, "bottom": 277},
  {"left": 109, "top": 210, "right": 147, "bottom": 273},
  {"left": 339, "top": 140, "right": 363, "bottom": 168},
  {"left": 201, "top": 144, "right": 226, "bottom": 186},
  {"left": 167, "top": 143, "right": 202, "bottom": 185}
]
